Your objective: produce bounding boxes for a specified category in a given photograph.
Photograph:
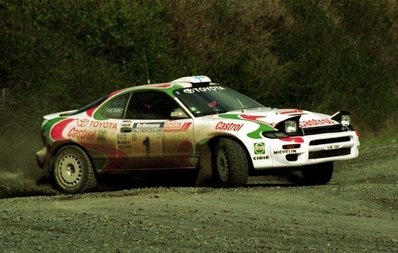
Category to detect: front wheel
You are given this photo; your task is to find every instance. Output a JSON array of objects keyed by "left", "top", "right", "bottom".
[
  {"left": 52, "top": 146, "right": 97, "bottom": 194},
  {"left": 300, "top": 162, "right": 334, "bottom": 185},
  {"left": 213, "top": 138, "right": 248, "bottom": 187}
]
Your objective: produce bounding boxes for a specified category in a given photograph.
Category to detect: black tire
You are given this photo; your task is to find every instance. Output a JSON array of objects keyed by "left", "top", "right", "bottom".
[
  {"left": 213, "top": 138, "right": 248, "bottom": 187},
  {"left": 52, "top": 146, "right": 97, "bottom": 194},
  {"left": 300, "top": 162, "right": 334, "bottom": 185}
]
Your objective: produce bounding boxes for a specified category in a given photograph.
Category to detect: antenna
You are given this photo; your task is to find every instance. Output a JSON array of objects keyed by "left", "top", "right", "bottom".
[{"left": 142, "top": 48, "right": 150, "bottom": 84}]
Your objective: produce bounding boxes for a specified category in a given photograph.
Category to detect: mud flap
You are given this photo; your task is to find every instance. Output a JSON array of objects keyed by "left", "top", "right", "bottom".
[{"left": 195, "top": 145, "right": 212, "bottom": 185}]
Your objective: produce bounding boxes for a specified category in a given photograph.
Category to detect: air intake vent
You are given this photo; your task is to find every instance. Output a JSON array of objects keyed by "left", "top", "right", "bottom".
[
  {"left": 309, "top": 148, "right": 351, "bottom": 159},
  {"left": 309, "top": 136, "right": 351, "bottom": 146},
  {"left": 303, "top": 125, "right": 345, "bottom": 135}
]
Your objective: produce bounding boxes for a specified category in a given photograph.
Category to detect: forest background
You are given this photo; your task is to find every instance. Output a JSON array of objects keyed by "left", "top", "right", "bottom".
[{"left": 0, "top": 0, "right": 397, "bottom": 169}]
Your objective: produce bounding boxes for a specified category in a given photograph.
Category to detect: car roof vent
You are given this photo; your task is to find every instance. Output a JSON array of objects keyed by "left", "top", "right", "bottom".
[{"left": 171, "top": 75, "right": 211, "bottom": 84}]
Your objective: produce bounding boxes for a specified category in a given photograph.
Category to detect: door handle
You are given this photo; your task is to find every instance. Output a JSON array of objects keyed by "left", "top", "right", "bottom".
[{"left": 120, "top": 127, "right": 132, "bottom": 133}]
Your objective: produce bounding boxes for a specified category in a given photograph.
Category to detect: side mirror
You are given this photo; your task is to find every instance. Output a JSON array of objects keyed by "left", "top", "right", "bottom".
[{"left": 170, "top": 108, "right": 189, "bottom": 119}]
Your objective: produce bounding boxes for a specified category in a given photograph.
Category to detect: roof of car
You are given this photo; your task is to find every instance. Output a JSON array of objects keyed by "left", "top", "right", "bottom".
[{"left": 116, "top": 75, "right": 216, "bottom": 94}]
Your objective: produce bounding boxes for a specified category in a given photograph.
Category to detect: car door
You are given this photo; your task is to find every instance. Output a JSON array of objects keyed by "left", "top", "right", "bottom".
[
  {"left": 162, "top": 118, "right": 195, "bottom": 168},
  {"left": 89, "top": 92, "right": 131, "bottom": 172},
  {"left": 117, "top": 91, "right": 194, "bottom": 170}
]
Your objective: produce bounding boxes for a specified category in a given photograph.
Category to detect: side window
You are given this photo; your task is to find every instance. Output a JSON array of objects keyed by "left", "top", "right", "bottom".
[
  {"left": 125, "top": 92, "right": 180, "bottom": 119},
  {"left": 101, "top": 93, "right": 130, "bottom": 119}
]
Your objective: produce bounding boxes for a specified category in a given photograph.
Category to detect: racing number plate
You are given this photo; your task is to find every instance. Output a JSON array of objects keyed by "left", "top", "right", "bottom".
[{"left": 325, "top": 144, "right": 341, "bottom": 150}]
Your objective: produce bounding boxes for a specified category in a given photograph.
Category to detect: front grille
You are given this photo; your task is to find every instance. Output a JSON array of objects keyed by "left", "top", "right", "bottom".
[
  {"left": 309, "top": 136, "right": 351, "bottom": 146},
  {"left": 303, "top": 125, "right": 345, "bottom": 135},
  {"left": 309, "top": 148, "right": 351, "bottom": 159}
]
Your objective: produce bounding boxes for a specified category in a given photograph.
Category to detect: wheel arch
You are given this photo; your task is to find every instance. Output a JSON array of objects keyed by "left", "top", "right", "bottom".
[
  {"left": 203, "top": 134, "right": 254, "bottom": 171},
  {"left": 48, "top": 141, "right": 95, "bottom": 173}
]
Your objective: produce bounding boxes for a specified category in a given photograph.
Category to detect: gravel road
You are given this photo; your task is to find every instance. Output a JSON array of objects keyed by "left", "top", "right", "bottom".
[{"left": 0, "top": 143, "right": 397, "bottom": 252}]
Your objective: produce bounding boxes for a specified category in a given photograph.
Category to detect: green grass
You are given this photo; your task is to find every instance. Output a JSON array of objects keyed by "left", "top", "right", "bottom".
[
  {"left": 335, "top": 134, "right": 398, "bottom": 186},
  {"left": 359, "top": 133, "right": 398, "bottom": 147}
]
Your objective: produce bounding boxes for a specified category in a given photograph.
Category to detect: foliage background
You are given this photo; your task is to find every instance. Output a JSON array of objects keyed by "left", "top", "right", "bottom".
[{"left": 0, "top": 0, "right": 397, "bottom": 164}]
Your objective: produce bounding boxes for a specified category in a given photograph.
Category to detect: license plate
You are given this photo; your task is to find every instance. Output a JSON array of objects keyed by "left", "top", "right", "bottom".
[{"left": 325, "top": 144, "right": 340, "bottom": 150}]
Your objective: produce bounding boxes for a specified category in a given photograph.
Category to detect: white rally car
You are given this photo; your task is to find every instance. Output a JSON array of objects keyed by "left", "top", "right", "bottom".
[{"left": 36, "top": 76, "right": 360, "bottom": 193}]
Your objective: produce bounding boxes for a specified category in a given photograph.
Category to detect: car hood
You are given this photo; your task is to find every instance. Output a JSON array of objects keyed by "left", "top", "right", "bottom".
[
  {"left": 43, "top": 110, "right": 77, "bottom": 121},
  {"left": 211, "top": 108, "right": 339, "bottom": 128}
]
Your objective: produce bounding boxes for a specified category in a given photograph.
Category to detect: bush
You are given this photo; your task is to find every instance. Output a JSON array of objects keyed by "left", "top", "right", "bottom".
[
  {"left": 267, "top": 0, "right": 397, "bottom": 131},
  {"left": 0, "top": 0, "right": 396, "bottom": 136}
]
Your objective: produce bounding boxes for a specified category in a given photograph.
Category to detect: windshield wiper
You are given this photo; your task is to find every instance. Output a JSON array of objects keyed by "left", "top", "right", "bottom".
[{"left": 236, "top": 97, "right": 245, "bottom": 112}]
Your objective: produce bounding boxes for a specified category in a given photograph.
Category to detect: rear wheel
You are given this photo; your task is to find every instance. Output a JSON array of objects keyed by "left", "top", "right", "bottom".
[
  {"left": 213, "top": 138, "right": 248, "bottom": 187},
  {"left": 52, "top": 146, "right": 97, "bottom": 194},
  {"left": 301, "top": 162, "right": 334, "bottom": 185}
]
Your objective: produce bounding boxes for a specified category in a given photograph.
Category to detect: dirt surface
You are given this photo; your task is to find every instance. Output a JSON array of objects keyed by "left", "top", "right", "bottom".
[{"left": 0, "top": 142, "right": 397, "bottom": 252}]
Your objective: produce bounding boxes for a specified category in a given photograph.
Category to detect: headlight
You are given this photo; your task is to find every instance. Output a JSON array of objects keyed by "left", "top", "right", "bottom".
[
  {"left": 284, "top": 120, "right": 298, "bottom": 133},
  {"left": 341, "top": 114, "right": 351, "bottom": 127},
  {"left": 331, "top": 111, "right": 352, "bottom": 128}
]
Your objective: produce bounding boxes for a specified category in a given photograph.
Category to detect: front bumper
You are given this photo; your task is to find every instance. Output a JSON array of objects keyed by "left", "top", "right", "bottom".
[
  {"left": 36, "top": 146, "right": 48, "bottom": 168},
  {"left": 251, "top": 131, "right": 359, "bottom": 170}
]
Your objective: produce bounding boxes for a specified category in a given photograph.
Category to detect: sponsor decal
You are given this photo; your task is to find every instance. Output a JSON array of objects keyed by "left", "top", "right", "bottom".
[
  {"left": 254, "top": 143, "right": 265, "bottom": 155},
  {"left": 132, "top": 122, "right": 165, "bottom": 133},
  {"left": 132, "top": 122, "right": 164, "bottom": 139},
  {"left": 219, "top": 113, "right": 274, "bottom": 139},
  {"left": 76, "top": 120, "right": 118, "bottom": 129},
  {"left": 253, "top": 156, "right": 269, "bottom": 161},
  {"left": 183, "top": 86, "right": 226, "bottom": 94},
  {"left": 300, "top": 118, "right": 336, "bottom": 128},
  {"left": 215, "top": 121, "right": 244, "bottom": 131},
  {"left": 68, "top": 127, "right": 96, "bottom": 140},
  {"left": 273, "top": 149, "right": 297, "bottom": 155},
  {"left": 121, "top": 120, "right": 131, "bottom": 127},
  {"left": 117, "top": 134, "right": 131, "bottom": 150},
  {"left": 96, "top": 130, "right": 107, "bottom": 142},
  {"left": 89, "top": 121, "right": 117, "bottom": 129},
  {"left": 164, "top": 122, "right": 192, "bottom": 132},
  {"left": 117, "top": 134, "right": 131, "bottom": 145},
  {"left": 77, "top": 119, "right": 90, "bottom": 127},
  {"left": 105, "top": 108, "right": 124, "bottom": 115}
]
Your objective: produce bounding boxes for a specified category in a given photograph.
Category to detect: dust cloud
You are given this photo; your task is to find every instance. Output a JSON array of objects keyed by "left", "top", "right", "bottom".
[
  {"left": 0, "top": 171, "right": 56, "bottom": 198},
  {"left": 0, "top": 132, "right": 57, "bottom": 198}
]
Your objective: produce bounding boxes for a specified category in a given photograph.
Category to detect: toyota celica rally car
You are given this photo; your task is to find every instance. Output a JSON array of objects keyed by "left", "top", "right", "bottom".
[{"left": 36, "top": 76, "right": 360, "bottom": 193}]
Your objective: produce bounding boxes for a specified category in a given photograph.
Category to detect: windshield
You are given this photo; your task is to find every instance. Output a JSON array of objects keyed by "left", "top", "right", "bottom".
[{"left": 173, "top": 85, "right": 263, "bottom": 117}]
